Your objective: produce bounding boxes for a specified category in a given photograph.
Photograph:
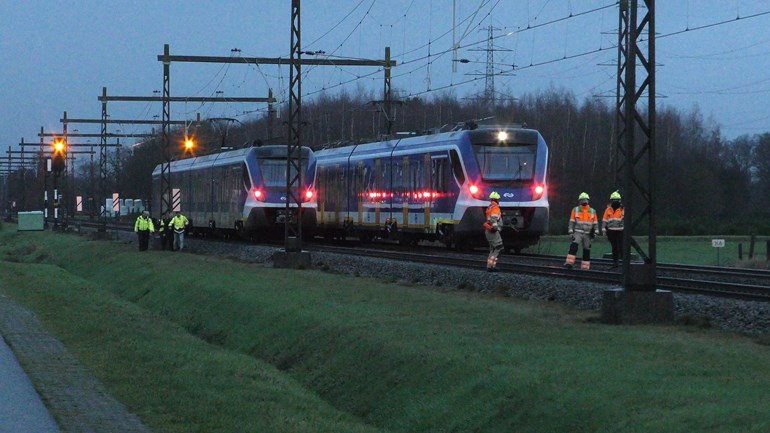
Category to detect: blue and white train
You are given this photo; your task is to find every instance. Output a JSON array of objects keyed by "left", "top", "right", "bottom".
[
  {"left": 313, "top": 125, "right": 549, "bottom": 252},
  {"left": 151, "top": 145, "right": 317, "bottom": 238}
]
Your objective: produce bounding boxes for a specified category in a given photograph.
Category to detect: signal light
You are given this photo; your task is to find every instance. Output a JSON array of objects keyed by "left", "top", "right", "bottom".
[
  {"left": 51, "top": 139, "right": 66, "bottom": 174},
  {"left": 184, "top": 138, "right": 194, "bottom": 150}
]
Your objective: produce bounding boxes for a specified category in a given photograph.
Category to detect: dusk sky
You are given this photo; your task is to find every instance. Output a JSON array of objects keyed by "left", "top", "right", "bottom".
[{"left": 2, "top": 0, "right": 769, "bottom": 159}]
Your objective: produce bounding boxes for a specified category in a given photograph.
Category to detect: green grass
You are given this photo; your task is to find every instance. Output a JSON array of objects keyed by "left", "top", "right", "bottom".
[
  {"left": 535, "top": 235, "right": 769, "bottom": 267},
  {"left": 1, "top": 227, "right": 769, "bottom": 433}
]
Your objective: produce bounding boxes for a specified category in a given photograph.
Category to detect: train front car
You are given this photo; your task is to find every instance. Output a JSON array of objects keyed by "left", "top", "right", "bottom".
[
  {"left": 455, "top": 127, "right": 549, "bottom": 253},
  {"left": 151, "top": 148, "right": 255, "bottom": 235},
  {"left": 244, "top": 145, "right": 317, "bottom": 238}
]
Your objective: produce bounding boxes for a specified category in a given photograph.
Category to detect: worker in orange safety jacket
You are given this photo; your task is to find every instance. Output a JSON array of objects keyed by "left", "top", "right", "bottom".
[
  {"left": 564, "top": 192, "right": 599, "bottom": 270},
  {"left": 484, "top": 191, "right": 504, "bottom": 272},
  {"left": 602, "top": 190, "right": 624, "bottom": 268}
]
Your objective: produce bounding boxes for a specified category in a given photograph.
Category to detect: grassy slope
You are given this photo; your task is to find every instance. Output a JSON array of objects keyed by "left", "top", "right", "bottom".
[
  {"left": 0, "top": 232, "right": 381, "bottom": 433},
  {"left": 1, "top": 228, "right": 769, "bottom": 433}
]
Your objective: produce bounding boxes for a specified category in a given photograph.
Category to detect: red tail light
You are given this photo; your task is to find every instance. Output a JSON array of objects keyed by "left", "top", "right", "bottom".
[
  {"left": 304, "top": 189, "right": 314, "bottom": 201},
  {"left": 533, "top": 184, "right": 545, "bottom": 200},
  {"left": 253, "top": 189, "right": 264, "bottom": 201}
]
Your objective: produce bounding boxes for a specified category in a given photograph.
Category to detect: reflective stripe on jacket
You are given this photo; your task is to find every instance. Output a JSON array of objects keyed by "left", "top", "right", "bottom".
[
  {"left": 602, "top": 206, "right": 624, "bottom": 231},
  {"left": 486, "top": 202, "right": 502, "bottom": 230},
  {"left": 568, "top": 205, "right": 598, "bottom": 234},
  {"left": 134, "top": 216, "right": 155, "bottom": 232}
]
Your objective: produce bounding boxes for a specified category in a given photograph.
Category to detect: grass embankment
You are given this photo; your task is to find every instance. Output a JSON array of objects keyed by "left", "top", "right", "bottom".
[
  {"left": 536, "top": 235, "right": 769, "bottom": 267},
  {"left": 0, "top": 227, "right": 768, "bottom": 433}
]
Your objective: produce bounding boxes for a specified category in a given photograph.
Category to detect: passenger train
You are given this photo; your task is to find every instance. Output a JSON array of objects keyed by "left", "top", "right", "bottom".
[
  {"left": 151, "top": 145, "right": 317, "bottom": 238},
  {"left": 313, "top": 124, "right": 549, "bottom": 252}
]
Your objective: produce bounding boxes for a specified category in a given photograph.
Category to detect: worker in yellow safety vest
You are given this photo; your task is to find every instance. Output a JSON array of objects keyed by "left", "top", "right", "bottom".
[
  {"left": 168, "top": 211, "right": 190, "bottom": 251},
  {"left": 134, "top": 210, "right": 155, "bottom": 251}
]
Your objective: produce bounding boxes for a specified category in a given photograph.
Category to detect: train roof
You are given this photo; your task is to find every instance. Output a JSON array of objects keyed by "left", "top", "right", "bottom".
[
  {"left": 151, "top": 145, "right": 316, "bottom": 176},
  {"left": 151, "top": 147, "right": 255, "bottom": 176},
  {"left": 252, "top": 145, "right": 313, "bottom": 159},
  {"left": 315, "top": 127, "right": 543, "bottom": 162}
]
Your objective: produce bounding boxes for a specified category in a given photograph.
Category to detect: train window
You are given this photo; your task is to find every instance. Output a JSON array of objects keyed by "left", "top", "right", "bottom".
[
  {"left": 241, "top": 162, "right": 251, "bottom": 190},
  {"left": 473, "top": 143, "right": 536, "bottom": 181},
  {"left": 432, "top": 156, "right": 448, "bottom": 193},
  {"left": 450, "top": 150, "right": 465, "bottom": 185},
  {"left": 257, "top": 158, "right": 287, "bottom": 187}
]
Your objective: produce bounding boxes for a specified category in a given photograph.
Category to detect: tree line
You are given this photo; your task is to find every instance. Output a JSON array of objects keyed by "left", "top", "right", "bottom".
[{"left": 5, "top": 86, "right": 769, "bottom": 235}]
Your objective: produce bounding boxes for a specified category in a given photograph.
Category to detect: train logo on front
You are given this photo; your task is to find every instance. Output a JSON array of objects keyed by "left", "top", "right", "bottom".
[{"left": 503, "top": 193, "right": 515, "bottom": 198}]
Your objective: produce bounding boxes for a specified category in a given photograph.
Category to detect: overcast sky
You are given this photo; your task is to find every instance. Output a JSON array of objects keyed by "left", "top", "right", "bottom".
[{"left": 1, "top": 0, "right": 769, "bottom": 158}]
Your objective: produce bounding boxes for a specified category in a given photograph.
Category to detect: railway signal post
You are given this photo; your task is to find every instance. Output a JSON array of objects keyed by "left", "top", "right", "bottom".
[{"left": 51, "top": 138, "right": 66, "bottom": 230}]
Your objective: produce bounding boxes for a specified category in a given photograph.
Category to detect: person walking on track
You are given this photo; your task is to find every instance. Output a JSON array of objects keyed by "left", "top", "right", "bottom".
[
  {"left": 602, "top": 190, "right": 624, "bottom": 268},
  {"left": 484, "top": 191, "right": 504, "bottom": 272},
  {"left": 564, "top": 192, "right": 599, "bottom": 270}
]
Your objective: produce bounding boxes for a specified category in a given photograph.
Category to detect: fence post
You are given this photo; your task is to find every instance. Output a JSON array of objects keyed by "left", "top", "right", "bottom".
[
  {"left": 749, "top": 235, "right": 756, "bottom": 259},
  {"left": 766, "top": 240, "right": 769, "bottom": 262},
  {"left": 738, "top": 243, "right": 743, "bottom": 261}
]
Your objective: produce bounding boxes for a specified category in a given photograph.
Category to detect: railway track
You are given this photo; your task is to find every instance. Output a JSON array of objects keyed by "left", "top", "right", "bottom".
[
  {"left": 69, "top": 220, "right": 770, "bottom": 302},
  {"left": 306, "top": 244, "right": 770, "bottom": 302}
]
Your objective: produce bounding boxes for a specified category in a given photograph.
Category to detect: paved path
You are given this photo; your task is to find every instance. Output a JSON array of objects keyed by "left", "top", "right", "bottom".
[
  {"left": 0, "top": 292, "right": 152, "bottom": 433},
  {"left": 0, "top": 336, "right": 60, "bottom": 433}
]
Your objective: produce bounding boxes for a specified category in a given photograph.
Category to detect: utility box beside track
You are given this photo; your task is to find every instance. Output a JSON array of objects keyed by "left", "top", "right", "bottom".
[{"left": 17, "top": 211, "right": 44, "bottom": 231}]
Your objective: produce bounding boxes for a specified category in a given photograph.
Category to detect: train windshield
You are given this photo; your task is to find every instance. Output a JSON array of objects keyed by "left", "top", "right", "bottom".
[
  {"left": 473, "top": 143, "right": 536, "bottom": 182},
  {"left": 256, "top": 157, "right": 311, "bottom": 188}
]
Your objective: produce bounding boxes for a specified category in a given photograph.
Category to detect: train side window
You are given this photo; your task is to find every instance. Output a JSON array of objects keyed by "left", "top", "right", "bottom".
[
  {"left": 450, "top": 150, "right": 465, "bottom": 185},
  {"left": 241, "top": 162, "right": 252, "bottom": 190},
  {"left": 441, "top": 158, "right": 448, "bottom": 192}
]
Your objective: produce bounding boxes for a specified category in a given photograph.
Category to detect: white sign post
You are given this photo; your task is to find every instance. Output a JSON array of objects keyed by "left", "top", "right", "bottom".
[{"left": 712, "top": 239, "right": 725, "bottom": 266}]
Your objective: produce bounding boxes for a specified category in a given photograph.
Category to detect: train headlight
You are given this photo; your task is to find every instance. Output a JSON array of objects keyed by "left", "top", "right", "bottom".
[
  {"left": 469, "top": 184, "right": 481, "bottom": 198},
  {"left": 533, "top": 184, "right": 545, "bottom": 200},
  {"left": 497, "top": 131, "right": 508, "bottom": 141}
]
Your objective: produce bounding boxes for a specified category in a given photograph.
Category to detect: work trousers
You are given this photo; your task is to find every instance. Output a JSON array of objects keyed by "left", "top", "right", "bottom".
[
  {"left": 566, "top": 231, "right": 593, "bottom": 269},
  {"left": 137, "top": 230, "right": 150, "bottom": 251},
  {"left": 606, "top": 230, "right": 623, "bottom": 264},
  {"left": 485, "top": 229, "right": 503, "bottom": 269},
  {"left": 173, "top": 230, "right": 185, "bottom": 251}
]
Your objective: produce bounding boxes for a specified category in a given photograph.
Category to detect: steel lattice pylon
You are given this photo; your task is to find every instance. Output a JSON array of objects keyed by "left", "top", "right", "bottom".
[
  {"left": 617, "top": 0, "right": 657, "bottom": 290},
  {"left": 285, "top": 0, "right": 304, "bottom": 251},
  {"left": 161, "top": 45, "right": 173, "bottom": 218}
]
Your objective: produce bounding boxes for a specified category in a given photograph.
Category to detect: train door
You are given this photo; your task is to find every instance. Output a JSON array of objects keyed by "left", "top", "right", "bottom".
[
  {"left": 338, "top": 163, "right": 346, "bottom": 225},
  {"left": 356, "top": 161, "right": 364, "bottom": 226},
  {"left": 374, "top": 158, "right": 382, "bottom": 226},
  {"left": 401, "top": 156, "right": 409, "bottom": 228},
  {"left": 317, "top": 165, "right": 326, "bottom": 225},
  {"left": 421, "top": 153, "right": 431, "bottom": 231}
]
